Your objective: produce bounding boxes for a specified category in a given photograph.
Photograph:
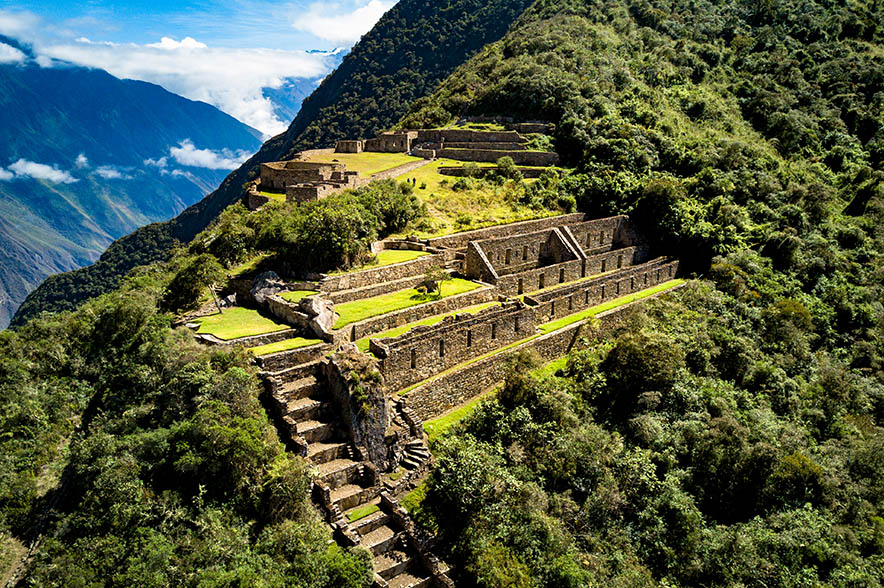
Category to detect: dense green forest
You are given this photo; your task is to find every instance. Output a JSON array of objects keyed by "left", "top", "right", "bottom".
[
  {"left": 395, "top": 0, "right": 884, "bottom": 585},
  {"left": 11, "top": 0, "right": 533, "bottom": 327}
]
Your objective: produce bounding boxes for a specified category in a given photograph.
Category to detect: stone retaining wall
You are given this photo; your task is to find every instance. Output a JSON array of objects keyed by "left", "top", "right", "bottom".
[
  {"left": 437, "top": 148, "right": 559, "bottom": 166},
  {"left": 255, "top": 343, "right": 329, "bottom": 372},
  {"left": 327, "top": 274, "right": 428, "bottom": 304},
  {"left": 372, "top": 301, "right": 536, "bottom": 391},
  {"left": 527, "top": 259, "right": 679, "bottom": 321},
  {"left": 437, "top": 166, "right": 548, "bottom": 179},
  {"left": 404, "top": 282, "right": 686, "bottom": 420},
  {"left": 346, "top": 286, "right": 497, "bottom": 342},
  {"left": 320, "top": 253, "right": 448, "bottom": 293},
  {"left": 370, "top": 158, "right": 431, "bottom": 180},
  {"left": 416, "top": 129, "right": 524, "bottom": 144},
  {"left": 429, "top": 213, "right": 588, "bottom": 250}
]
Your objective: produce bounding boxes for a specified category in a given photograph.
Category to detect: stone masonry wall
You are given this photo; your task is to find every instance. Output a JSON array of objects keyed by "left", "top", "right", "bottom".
[
  {"left": 527, "top": 259, "right": 679, "bottom": 322},
  {"left": 416, "top": 130, "right": 524, "bottom": 143},
  {"left": 320, "top": 253, "right": 448, "bottom": 293},
  {"left": 326, "top": 274, "right": 428, "bottom": 305},
  {"left": 347, "top": 286, "right": 497, "bottom": 342},
  {"left": 372, "top": 302, "right": 536, "bottom": 392},
  {"left": 468, "top": 228, "right": 575, "bottom": 277},
  {"left": 495, "top": 258, "right": 585, "bottom": 296},
  {"left": 437, "top": 148, "right": 560, "bottom": 166},
  {"left": 567, "top": 217, "right": 631, "bottom": 253},
  {"left": 404, "top": 283, "right": 687, "bottom": 420},
  {"left": 428, "top": 213, "right": 588, "bottom": 250}
]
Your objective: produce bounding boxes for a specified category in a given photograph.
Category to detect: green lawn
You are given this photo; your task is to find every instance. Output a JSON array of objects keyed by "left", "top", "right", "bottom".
[
  {"left": 346, "top": 503, "right": 380, "bottom": 523},
  {"left": 333, "top": 278, "right": 482, "bottom": 329},
  {"left": 193, "top": 307, "right": 291, "bottom": 341},
  {"left": 423, "top": 389, "right": 495, "bottom": 444},
  {"left": 248, "top": 337, "right": 323, "bottom": 356},
  {"left": 259, "top": 190, "right": 286, "bottom": 202},
  {"left": 329, "top": 250, "right": 429, "bottom": 275},
  {"left": 355, "top": 301, "right": 500, "bottom": 352},
  {"left": 279, "top": 290, "right": 318, "bottom": 303},
  {"left": 304, "top": 151, "right": 421, "bottom": 176},
  {"left": 538, "top": 279, "right": 686, "bottom": 334},
  {"left": 230, "top": 253, "right": 272, "bottom": 277}
]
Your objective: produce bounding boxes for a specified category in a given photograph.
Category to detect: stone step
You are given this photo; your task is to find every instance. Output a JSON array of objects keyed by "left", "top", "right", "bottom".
[
  {"left": 387, "top": 569, "right": 431, "bottom": 588},
  {"left": 307, "top": 441, "right": 350, "bottom": 465},
  {"left": 297, "top": 419, "right": 335, "bottom": 443},
  {"left": 351, "top": 509, "right": 389, "bottom": 537},
  {"left": 285, "top": 397, "right": 327, "bottom": 422},
  {"left": 279, "top": 376, "right": 322, "bottom": 400},
  {"left": 405, "top": 439, "right": 425, "bottom": 448},
  {"left": 315, "top": 458, "right": 361, "bottom": 489},
  {"left": 401, "top": 458, "right": 421, "bottom": 470},
  {"left": 362, "top": 525, "right": 399, "bottom": 556},
  {"left": 271, "top": 360, "right": 321, "bottom": 384},
  {"left": 330, "top": 483, "right": 372, "bottom": 511},
  {"left": 375, "top": 550, "right": 414, "bottom": 581}
]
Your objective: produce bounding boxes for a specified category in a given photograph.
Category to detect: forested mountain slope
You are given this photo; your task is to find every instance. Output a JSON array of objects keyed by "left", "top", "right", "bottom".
[
  {"left": 392, "top": 0, "right": 884, "bottom": 585},
  {"left": 0, "top": 56, "right": 262, "bottom": 328},
  {"left": 12, "top": 0, "right": 534, "bottom": 327}
]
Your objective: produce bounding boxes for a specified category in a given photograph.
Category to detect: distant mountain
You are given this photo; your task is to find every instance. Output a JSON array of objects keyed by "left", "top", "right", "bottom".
[
  {"left": 13, "top": 0, "right": 535, "bottom": 327},
  {"left": 264, "top": 52, "right": 345, "bottom": 123},
  {"left": 0, "top": 57, "right": 262, "bottom": 327}
]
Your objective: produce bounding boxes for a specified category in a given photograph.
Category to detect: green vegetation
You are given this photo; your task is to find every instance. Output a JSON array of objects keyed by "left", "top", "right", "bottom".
[
  {"left": 279, "top": 290, "right": 319, "bottom": 303},
  {"left": 0, "top": 272, "right": 372, "bottom": 586},
  {"left": 193, "top": 307, "right": 291, "bottom": 341},
  {"left": 248, "top": 337, "right": 323, "bottom": 356},
  {"left": 346, "top": 503, "right": 380, "bottom": 523},
  {"left": 259, "top": 190, "right": 286, "bottom": 202},
  {"left": 330, "top": 249, "right": 428, "bottom": 275},
  {"left": 333, "top": 278, "right": 481, "bottom": 329},
  {"left": 305, "top": 152, "right": 422, "bottom": 176},
  {"left": 537, "top": 279, "right": 686, "bottom": 334},
  {"left": 354, "top": 302, "right": 500, "bottom": 352},
  {"left": 423, "top": 390, "right": 495, "bottom": 445}
]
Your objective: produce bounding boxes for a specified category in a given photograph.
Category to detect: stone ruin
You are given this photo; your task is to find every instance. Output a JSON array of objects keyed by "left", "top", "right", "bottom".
[
  {"left": 246, "top": 160, "right": 364, "bottom": 209},
  {"left": 201, "top": 212, "right": 682, "bottom": 586}
]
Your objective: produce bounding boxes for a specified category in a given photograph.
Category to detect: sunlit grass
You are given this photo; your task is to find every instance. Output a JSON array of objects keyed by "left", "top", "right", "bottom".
[
  {"left": 423, "top": 390, "right": 495, "bottom": 444},
  {"left": 346, "top": 502, "right": 380, "bottom": 523},
  {"left": 329, "top": 250, "right": 429, "bottom": 275},
  {"left": 279, "top": 290, "right": 318, "bottom": 303},
  {"left": 333, "top": 278, "right": 481, "bottom": 329},
  {"left": 304, "top": 151, "right": 421, "bottom": 176},
  {"left": 248, "top": 336, "right": 323, "bottom": 356},
  {"left": 192, "top": 307, "right": 290, "bottom": 341}
]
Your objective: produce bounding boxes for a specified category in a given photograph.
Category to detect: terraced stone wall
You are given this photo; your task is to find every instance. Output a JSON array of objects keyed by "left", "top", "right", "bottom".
[
  {"left": 526, "top": 259, "right": 679, "bottom": 321},
  {"left": 416, "top": 129, "right": 524, "bottom": 143},
  {"left": 428, "top": 213, "right": 587, "bottom": 250},
  {"left": 372, "top": 301, "right": 536, "bottom": 391},
  {"left": 320, "top": 253, "right": 449, "bottom": 293},
  {"left": 567, "top": 216, "right": 633, "bottom": 253},
  {"left": 437, "top": 148, "right": 559, "bottom": 166}
]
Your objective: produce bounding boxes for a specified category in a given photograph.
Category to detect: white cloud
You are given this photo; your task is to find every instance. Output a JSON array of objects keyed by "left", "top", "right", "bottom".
[
  {"left": 40, "top": 36, "right": 337, "bottom": 136},
  {"left": 0, "top": 42, "right": 26, "bottom": 64},
  {"left": 169, "top": 139, "right": 250, "bottom": 170},
  {"left": 8, "top": 159, "right": 78, "bottom": 183},
  {"left": 95, "top": 165, "right": 132, "bottom": 179},
  {"left": 144, "top": 156, "right": 168, "bottom": 169},
  {"left": 74, "top": 153, "right": 89, "bottom": 168},
  {"left": 293, "top": 0, "right": 395, "bottom": 44},
  {"left": 0, "top": 168, "right": 13, "bottom": 181},
  {"left": 0, "top": 9, "right": 39, "bottom": 37}
]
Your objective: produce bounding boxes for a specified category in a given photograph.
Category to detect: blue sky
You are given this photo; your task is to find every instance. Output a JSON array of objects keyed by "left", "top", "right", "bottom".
[{"left": 0, "top": 1, "right": 398, "bottom": 134}]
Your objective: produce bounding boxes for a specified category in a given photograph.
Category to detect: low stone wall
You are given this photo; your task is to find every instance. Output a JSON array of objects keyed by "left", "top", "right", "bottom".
[
  {"left": 372, "top": 301, "right": 536, "bottom": 391},
  {"left": 255, "top": 343, "right": 329, "bottom": 372},
  {"left": 467, "top": 226, "right": 580, "bottom": 280},
  {"left": 442, "top": 141, "right": 527, "bottom": 150},
  {"left": 200, "top": 326, "right": 296, "bottom": 348},
  {"left": 346, "top": 286, "right": 497, "bottom": 342},
  {"left": 567, "top": 217, "right": 631, "bottom": 252},
  {"left": 370, "top": 159, "right": 431, "bottom": 180},
  {"left": 416, "top": 129, "right": 524, "bottom": 143},
  {"left": 327, "top": 274, "right": 428, "bottom": 304},
  {"left": 527, "top": 259, "right": 679, "bottom": 322},
  {"left": 496, "top": 258, "right": 585, "bottom": 295},
  {"left": 437, "top": 166, "right": 548, "bottom": 179},
  {"left": 437, "top": 148, "right": 559, "bottom": 166},
  {"left": 404, "top": 282, "right": 687, "bottom": 420},
  {"left": 428, "top": 213, "right": 588, "bottom": 250},
  {"left": 320, "top": 253, "right": 448, "bottom": 293}
]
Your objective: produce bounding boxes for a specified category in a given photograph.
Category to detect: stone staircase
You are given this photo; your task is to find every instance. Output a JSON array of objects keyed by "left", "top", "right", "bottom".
[{"left": 259, "top": 352, "right": 452, "bottom": 587}]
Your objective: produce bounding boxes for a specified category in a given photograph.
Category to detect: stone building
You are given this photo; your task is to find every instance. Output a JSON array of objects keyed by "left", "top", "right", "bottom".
[{"left": 256, "top": 160, "right": 363, "bottom": 205}]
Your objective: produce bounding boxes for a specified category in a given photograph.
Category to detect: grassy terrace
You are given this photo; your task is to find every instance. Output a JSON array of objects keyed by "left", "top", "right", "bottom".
[
  {"left": 355, "top": 301, "right": 500, "bottom": 352},
  {"left": 279, "top": 290, "right": 319, "bottom": 303},
  {"left": 521, "top": 268, "right": 619, "bottom": 298},
  {"left": 192, "top": 307, "right": 290, "bottom": 341},
  {"left": 423, "top": 389, "right": 495, "bottom": 444},
  {"left": 332, "top": 278, "right": 481, "bottom": 329},
  {"left": 329, "top": 250, "right": 428, "bottom": 275},
  {"left": 345, "top": 502, "right": 380, "bottom": 523},
  {"left": 304, "top": 151, "right": 422, "bottom": 176},
  {"left": 399, "top": 279, "right": 686, "bottom": 395},
  {"left": 248, "top": 336, "right": 323, "bottom": 356},
  {"left": 259, "top": 190, "right": 286, "bottom": 202}
]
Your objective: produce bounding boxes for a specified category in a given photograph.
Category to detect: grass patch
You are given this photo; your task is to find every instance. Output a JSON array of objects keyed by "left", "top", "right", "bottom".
[
  {"left": 333, "top": 278, "right": 481, "bottom": 329},
  {"left": 192, "top": 307, "right": 290, "bottom": 341},
  {"left": 280, "top": 290, "right": 318, "bottom": 303},
  {"left": 230, "top": 253, "right": 272, "bottom": 277},
  {"left": 424, "top": 390, "right": 495, "bottom": 444},
  {"left": 401, "top": 482, "right": 428, "bottom": 515},
  {"left": 304, "top": 151, "right": 422, "bottom": 176},
  {"left": 536, "top": 356, "right": 569, "bottom": 377},
  {"left": 259, "top": 190, "right": 286, "bottom": 202},
  {"left": 248, "top": 337, "right": 322, "bottom": 356},
  {"left": 346, "top": 503, "right": 380, "bottom": 523},
  {"left": 329, "top": 250, "right": 429, "bottom": 275},
  {"left": 354, "top": 301, "right": 500, "bottom": 352},
  {"left": 538, "top": 279, "right": 686, "bottom": 334}
]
